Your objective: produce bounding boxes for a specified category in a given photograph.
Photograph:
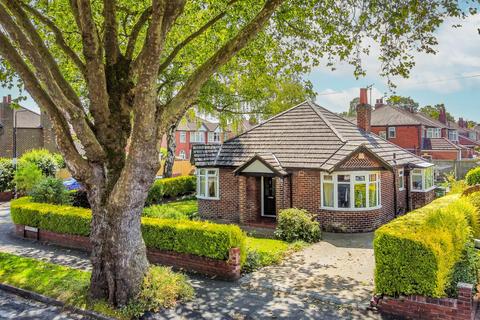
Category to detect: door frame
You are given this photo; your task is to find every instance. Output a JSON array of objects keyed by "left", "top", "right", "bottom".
[{"left": 260, "top": 176, "right": 276, "bottom": 217}]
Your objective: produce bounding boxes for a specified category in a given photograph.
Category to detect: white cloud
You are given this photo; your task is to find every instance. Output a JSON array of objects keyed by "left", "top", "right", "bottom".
[{"left": 310, "top": 14, "right": 480, "bottom": 95}]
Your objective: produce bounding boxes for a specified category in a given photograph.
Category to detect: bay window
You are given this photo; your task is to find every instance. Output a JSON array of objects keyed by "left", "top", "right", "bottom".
[
  {"left": 411, "top": 167, "right": 435, "bottom": 192},
  {"left": 321, "top": 172, "right": 381, "bottom": 210},
  {"left": 197, "top": 168, "right": 219, "bottom": 199}
]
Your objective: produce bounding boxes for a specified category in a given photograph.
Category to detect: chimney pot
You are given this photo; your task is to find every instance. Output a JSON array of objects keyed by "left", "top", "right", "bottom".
[
  {"left": 7, "top": 94, "right": 11, "bottom": 104},
  {"left": 374, "top": 98, "right": 385, "bottom": 110},
  {"left": 356, "top": 88, "right": 371, "bottom": 133}
]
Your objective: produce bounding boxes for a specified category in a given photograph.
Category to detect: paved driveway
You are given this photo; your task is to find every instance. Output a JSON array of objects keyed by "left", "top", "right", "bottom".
[{"left": 0, "top": 202, "right": 384, "bottom": 319}]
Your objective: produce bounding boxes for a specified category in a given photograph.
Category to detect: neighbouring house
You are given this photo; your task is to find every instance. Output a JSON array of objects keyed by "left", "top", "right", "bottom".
[
  {"left": 192, "top": 90, "right": 436, "bottom": 232},
  {"left": 161, "top": 117, "right": 253, "bottom": 160},
  {"left": 0, "top": 95, "right": 56, "bottom": 158},
  {"left": 368, "top": 100, "right": 467, "bottom": 160}
]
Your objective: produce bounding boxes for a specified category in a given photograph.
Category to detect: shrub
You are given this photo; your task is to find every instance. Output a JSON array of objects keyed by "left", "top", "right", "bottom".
[
  {"left": 374, "top": 194, "right": 473, "bottom": 298},
  {"left": 445, "top": 241, "right": 479, "bottom": 297},
  {"left": 10, "top": 198, "right": 246, "bottom": 264},
  {"left": 19, "top": 149, "right": 60, "bottom": 177},
  {"left": 465, "top": 191, "right": 480, "bottom": 238},
  {"left": 142, "top": 200, "right": 198, "bottom": 220},
  {"left": 0, "top": 158, "right": 14, "bottom": 192},
  {"left": 274, "top": 208, "right": 321, "bottom": 243},
  {"left": 466, "top": 167, "right": 480, "bottom": 186},
  {"left": 146, "top": 176, "right": 196, "bottom": 205},
  {"left": 30, "top": 177, "right": 71, "bottom": 205},
  {"left": 14, "top": 163, "right": 45, "bottom": 194}
]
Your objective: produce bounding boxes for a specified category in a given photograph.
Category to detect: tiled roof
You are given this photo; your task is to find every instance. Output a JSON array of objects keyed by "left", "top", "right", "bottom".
[
  {"left": 422, "top": 138, "right": 460, "bottom": 151},
  {"left": 193, "top": 101, "right": 431, "bottom": 171},
  {"left": 459, "top": 135, "right": 480, "bottom": 147},
  {"left": 371, "top": 106, "right": 444, "bottom": 128}
]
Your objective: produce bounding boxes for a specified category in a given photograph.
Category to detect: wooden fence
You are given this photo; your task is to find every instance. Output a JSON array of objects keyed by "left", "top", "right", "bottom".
[{"left": 433, "top": 159, "right": 480, "bottom": 180}]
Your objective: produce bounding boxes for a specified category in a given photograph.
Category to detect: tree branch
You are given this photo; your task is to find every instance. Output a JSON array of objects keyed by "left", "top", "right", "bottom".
[
  {"left": 161, "top": 0, "right": 284, "bottom": 128},
  {"left": 157, "top": 0, "right": 239, "bottom": 75},
  {"left": 125, "top": 6, "right": 152, "bottom": 60},
  {"left": 18, "top": 1, "right": 87, "bottom": 77},
  {"left": 103, "top": 0, "right": 120, "bottom": 65},
  {"left": 0, "top": 32, "right": 91, "bottom": 180},
  {"left": 0, "top": 2, "right": 106, "bottom": 162}
]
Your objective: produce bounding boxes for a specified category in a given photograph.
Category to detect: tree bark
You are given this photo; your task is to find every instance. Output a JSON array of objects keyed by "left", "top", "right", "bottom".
[{"left": 163, "top": 119, "right": 180, "bottom": 178}]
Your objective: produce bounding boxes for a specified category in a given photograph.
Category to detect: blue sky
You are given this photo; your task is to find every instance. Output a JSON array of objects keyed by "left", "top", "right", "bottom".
[
  {"left": 308, "top": 14, "right": 480, "bottom": 121},
  {"left": 1, "top": 12, "right": 479, "bottom": 121}
]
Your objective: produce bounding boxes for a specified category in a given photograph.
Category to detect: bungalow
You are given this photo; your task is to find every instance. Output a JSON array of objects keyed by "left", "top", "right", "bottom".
[{"left": 192, "top": 89, "right": 435, "bottom": 232}]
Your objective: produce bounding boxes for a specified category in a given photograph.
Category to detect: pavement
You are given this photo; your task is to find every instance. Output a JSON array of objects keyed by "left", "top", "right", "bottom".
[{"left": 0, "top": 202, "right": 387, "bottom": 319}]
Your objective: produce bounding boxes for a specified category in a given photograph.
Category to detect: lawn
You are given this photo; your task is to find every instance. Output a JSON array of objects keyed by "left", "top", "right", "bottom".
[
  {"left": 0, "top": 252, "right": 193, "bottom": 319},
  {"left": 143, "top": 199, "right": 198, "bottom": 220},
  {"left": 244, "top": 237, "right": 307, "bottom": 272}
]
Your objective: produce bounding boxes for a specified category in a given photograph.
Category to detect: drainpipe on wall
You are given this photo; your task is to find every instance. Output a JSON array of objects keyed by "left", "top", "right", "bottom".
[
  {"left": 392, "top": 154, "right": 398, "bottom": 217},
  {"left": 289, "top": 174, "right": 293, "bottom": 208},
  {"left": 405, "top": 167, "right": 411, "bottom": 212}
]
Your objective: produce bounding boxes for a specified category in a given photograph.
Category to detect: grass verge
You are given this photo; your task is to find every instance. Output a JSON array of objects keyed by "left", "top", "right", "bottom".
[
  {"left": 244, "top": 237, "right": 307, "bottom": 272},
  {"left": 142, "top": 199, "right": 198, "bottom": 220},
  {"left": 0, "top": 252, "right": 193, "bottom": 319}
]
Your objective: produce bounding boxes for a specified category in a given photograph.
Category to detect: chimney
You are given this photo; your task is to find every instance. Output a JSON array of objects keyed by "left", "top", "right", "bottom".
[
  {"left": 374, "top": 98, "right": 385, "bottom": 110},
  {"left": 356, "top": 88, "right": 371, "bottom": 133},
  {"left": 2, "top": 96, "right": 6, "bottom": 104},
  {"left": 459, "top": 117, "right": 464, "bottom": 128},
  {"left": 7, "top": 94, "right": 11, "bottom": 104},
  {"left": 438, "top": 105, "right": 447, "bottom": 124}
]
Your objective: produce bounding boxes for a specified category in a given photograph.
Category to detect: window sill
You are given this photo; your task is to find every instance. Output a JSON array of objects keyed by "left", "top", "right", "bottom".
[
  {"left": 411, "top": 186, "right": 436, "bottom": 193},
  {"left": 319, "top": 205, "right": 382, "bottom": 212},
  {"left": 399, "top": 188, "right": 405, "bottom": 192},
  {"left": 197, "top": 196, "right": 220, "bottom": 201}
]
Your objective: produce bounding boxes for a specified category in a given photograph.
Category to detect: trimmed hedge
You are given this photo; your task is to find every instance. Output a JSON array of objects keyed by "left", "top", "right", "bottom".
[
  {"left": 374, "top": 194, "right": 474, "bottom": 298},
  {"left": 466, "top": 167, "right": 480, "bottom": 186},
  {"left": 0, "top": 158, "right": 14, "bottom": 192},
  {"left": 146, "top": 176, "right": 196, "bottom": 205},
  {"left": 11, "top": 197, "right": 245, "bottom": 264}
]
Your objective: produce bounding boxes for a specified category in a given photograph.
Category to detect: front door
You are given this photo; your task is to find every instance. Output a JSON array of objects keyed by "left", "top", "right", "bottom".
[{"left": 262, "top": 177, "right": 276, "bottom": 217}]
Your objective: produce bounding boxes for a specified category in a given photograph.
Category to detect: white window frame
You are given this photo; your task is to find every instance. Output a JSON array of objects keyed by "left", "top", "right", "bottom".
[
  {"left": 179, "top": 150, "right": 186, "bottom": 160},
  {"left": 190, "top": 131, "right": 205, "bottom": 143},
  {"left": 449, "top": 130, "right": 458, "bottom": 142},
  {"left": 398, "top": 169, "right": 405, "bottom": 191},
  {"left": 411, "top": 167, "right": 436, "bottom": 192},
  {"left": 208, "top": 132, "right": 221, "bottom": 143},
  {"left": 196, "top": 168, "right": 220, "bottom": 200},
  {"left": 379, "top": 131, "right": 387, "bottom": 139},
  {"left": 179, "top": 131, "right": 186, "bottom": 143},
  {"left": 320, "top": 171, "right": 381, "bottom": 211},
  {"left": 426, "top": 128, "right": 441, "bottom": 138},
  {"left": 388, "top": 127, "right": 396, "bottom": 139}
]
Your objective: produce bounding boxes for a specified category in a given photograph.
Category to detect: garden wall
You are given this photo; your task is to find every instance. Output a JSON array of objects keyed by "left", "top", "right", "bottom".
[
  {"left": 15, "top": 224, "right": 241, "bottom": 280},
  {"left": 374, "top": 283, "right": 476, "bottom": 320}
]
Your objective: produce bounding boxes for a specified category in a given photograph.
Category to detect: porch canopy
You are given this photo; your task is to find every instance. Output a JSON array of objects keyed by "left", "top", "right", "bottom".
[{"left": 234, "top": 153, "right": 288, "bottom": 177}]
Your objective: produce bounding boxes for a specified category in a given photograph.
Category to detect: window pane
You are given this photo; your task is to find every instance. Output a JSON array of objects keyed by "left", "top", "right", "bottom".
[
  {"left": 338, "top": 175, "right": 350, "bottom": 183},
  {"left": 323, "top": 175, "right": 333, "bottom": 181},
  {"left": 199, "top": 169, "right": 205, "bottom": 175},
  {"left": 199, "top": 176, "right": 206, "bottom": 196},
  {"left": 369, "top": 183, "right": 378, "bottom": 207},
  {"left": 323, "top": 182, "right": 334, "bottom": 207},
  {"left": 337, "top": 184, "right": 350, "bottom": 208},
  {"left": 207, "top": 169, "right": 217, "bottom": 176},
  {"left": 208, "top": 176, "right": 217, "bottom": 198},
  {"left": 412, "top": 174, "right": 423, "bottom": 190},
  {"left": 355, "top": 175, "right": 366, "bottom": 182},
  {"left": 354, "top": 183, "right": 366, "bottom": 208},
  {"left": 369, "top": 173, "right": 377, "bottom": 182}
]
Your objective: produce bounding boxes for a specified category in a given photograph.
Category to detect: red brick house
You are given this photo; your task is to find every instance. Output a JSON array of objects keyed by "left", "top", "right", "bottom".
[
  {"left": 161, "top": 118, "right": 252, "bottom": 160},
  {"left": 369, "top": 101, "right": 464, "bottom": 160},
  {"left": 192, "top": 92, "right": 435, "bottom": 232}
]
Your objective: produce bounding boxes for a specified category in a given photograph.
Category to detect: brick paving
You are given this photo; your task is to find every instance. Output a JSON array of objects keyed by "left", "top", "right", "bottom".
[{"left": 0, "top": 202, "right": 387, "bottom": 319}]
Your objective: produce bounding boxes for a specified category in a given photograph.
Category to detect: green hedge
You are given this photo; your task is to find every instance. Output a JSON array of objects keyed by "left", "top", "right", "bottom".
[
  {"left": 146, "top": 176, "right": 196, "bottom": 205},
  {"left": 466, "top": 167, "right": 480, "bottom": 186},
  {"left": 11, "top": 197, "right": 245, "bottom": 264},
  {"left": 374, "top": 194, "right": 474, "bottom": 298}
]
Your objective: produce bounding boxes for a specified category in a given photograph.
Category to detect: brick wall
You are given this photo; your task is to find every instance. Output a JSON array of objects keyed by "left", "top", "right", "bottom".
[
  {"left": 371, "top": 125, "right": 421, "bottom": 153},
  {"left": 198, "top": 168, "right": 240, "bottom": 222},
  {"left": 15, "top": 224, "right": 241, "bottom": 280},
  {"left": 375, "top": 283, "right": 476, "bottom": 320},
  {"left": 423, "top": 150, "right": 459, "bottom": 160},
  {"left": 411, "top": 189, "right": 436, "bottom": 210},
  {"left": 0, "top": 102, "right": 13, "bottom": 158}
]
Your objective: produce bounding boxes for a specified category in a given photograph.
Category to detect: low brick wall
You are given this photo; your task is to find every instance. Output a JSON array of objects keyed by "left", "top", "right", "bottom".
[
  {"left": 15, "top": 224, "right": 241, "bottom": 280},
  {"left": 0, "top": 191, "right": 12, "bottom": 202},
  {"left": 375, "top": 283, "right": 477, "bottom": 320}
]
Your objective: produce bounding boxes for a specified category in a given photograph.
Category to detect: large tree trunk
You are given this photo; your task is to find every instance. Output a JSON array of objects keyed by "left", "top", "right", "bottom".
[{"left": 86, "top": 165, "right": 153, "bottom": 306}]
